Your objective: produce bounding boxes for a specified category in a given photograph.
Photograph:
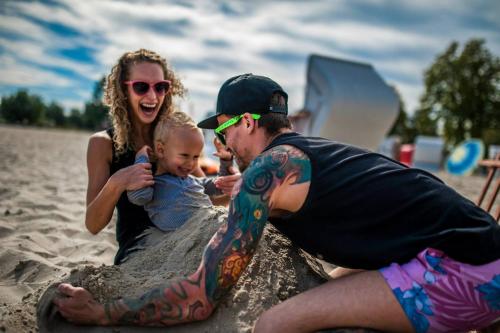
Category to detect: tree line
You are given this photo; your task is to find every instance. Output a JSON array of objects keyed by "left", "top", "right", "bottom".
[
  {"left": 1, "top": 39, "right": 499, "bottom": 148},
  {"left": 0, "top": 77, "right": 108, "bottom": 130}
]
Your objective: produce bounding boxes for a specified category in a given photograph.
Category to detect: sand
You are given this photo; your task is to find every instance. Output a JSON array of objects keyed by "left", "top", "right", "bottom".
[
  {"left": 0, "top": 125, "right": 497, "bottom": 333},
  {"left": 0, "top": 126, "right": 117, "bottom": 332}
]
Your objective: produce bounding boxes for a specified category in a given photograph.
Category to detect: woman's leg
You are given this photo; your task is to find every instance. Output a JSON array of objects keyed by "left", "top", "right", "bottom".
[{"left": 254, "top": 270, "right": 414, "bottom": 333}]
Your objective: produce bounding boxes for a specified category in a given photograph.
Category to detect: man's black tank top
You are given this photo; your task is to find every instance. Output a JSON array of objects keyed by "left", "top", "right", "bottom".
[
  {"left": 106, "top": 128, "right": 154, "bottom": 264},
  {"left": 265, "top": 132, "right": 499, "bottom": 269}
]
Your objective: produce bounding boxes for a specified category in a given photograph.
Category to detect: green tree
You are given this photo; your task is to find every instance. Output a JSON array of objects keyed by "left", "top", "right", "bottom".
[
  {"left": 83, "top": 101, "right": 108, "bottom": 130},
  {"left": 92, "top": 76, "right": 106, "bottom": 101},
  {"left": 67, "top": 108, "right": 83, "bottom": 128},
  {"left": 411, "top": 106, "right": 438, "bottom": 138},
  {"left": 419, "top": 39, "right": 500, "bottom": 148},
  {"left": 45, "top": 101, "right": 66, "bottom": 127},
  {"left": 0, "top": 90, "right": 46, "bottom": 125},
  {"left": 81, "top": 76, "right": 109, "bottom": 130}
]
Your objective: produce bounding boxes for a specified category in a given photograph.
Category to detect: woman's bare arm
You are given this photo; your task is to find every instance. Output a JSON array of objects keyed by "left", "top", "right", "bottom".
[
  {"left": 85, "top": 132, "right": 120, "bottom": 234},
  {"left": 85, "top": 131, "right": 154, "bottom": 234}
]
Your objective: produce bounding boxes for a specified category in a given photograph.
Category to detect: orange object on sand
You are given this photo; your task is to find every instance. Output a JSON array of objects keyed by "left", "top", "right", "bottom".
[{"left": 200, "top": 157, "right": 219, "bottom": 175}]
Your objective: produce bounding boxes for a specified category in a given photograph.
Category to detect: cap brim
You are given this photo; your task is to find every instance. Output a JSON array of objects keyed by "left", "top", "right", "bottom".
[{"left": 197, "top": 114, "right": 219, "bottom": 129}]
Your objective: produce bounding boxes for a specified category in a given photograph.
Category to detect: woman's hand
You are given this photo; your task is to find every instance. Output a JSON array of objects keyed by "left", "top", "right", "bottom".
[
  {"left": 112, "top": 162, "right": 154, "bottom": 192},
  {"left": 53, "top": 284, "right": 108, "bottom": 325}
]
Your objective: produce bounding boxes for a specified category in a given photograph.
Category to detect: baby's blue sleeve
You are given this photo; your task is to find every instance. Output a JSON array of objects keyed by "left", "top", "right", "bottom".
[{"left": 127, "top": 154, "right": 153, "bottom": 206}]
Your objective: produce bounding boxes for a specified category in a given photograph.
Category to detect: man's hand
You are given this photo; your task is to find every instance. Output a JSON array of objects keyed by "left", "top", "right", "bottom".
[
  {"left": 53, "top": 283, "right": 109, "bottom": 325},
  {"left": 214, "top": 170, "right": 240, "bottom": 195},
  {"left": 212, "top": 137, "right": 233, "bottom": 161}
]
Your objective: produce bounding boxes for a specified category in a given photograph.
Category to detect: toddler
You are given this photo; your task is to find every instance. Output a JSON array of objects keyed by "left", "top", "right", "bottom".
[{"left": 127, "top": 111, "right": 232, "bottom": 231}]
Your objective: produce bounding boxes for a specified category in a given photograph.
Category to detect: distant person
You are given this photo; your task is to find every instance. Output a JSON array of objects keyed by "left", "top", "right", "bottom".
[
  {"left": 84, "top": 49, "right": 237, "bottom": 264},
  {"left": 127, "top": 111, "right": 234, "bottom": 231},
  {"left": 56, "top": 74, "right": 500, "bottom": 332}
]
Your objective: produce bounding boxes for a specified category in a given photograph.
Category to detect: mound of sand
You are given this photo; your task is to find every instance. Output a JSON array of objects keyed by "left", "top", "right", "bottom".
[{"left": 36, "top": 207, "right": 328, "bottom": 332}]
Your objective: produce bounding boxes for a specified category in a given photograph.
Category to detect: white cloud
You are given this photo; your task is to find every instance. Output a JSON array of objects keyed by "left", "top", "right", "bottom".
[
  {"left": 391, "top": 81, "right": 424, "bottom": 114},
  {"left": 0, "top": 37, "right": 102, "bottom": 82},
  {"left": 1, "top": 0, "right": 498, "bottom": 119},
  {"left": 376, "top": 58, "right": 425, "bottom": 82},
  {"left": 0, "top": 54, "right": 72, "bottom": 87}
]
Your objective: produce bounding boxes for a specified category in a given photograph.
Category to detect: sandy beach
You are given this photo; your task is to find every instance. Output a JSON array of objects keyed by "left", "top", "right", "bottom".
[
  {"left": 0, "top": 126, "right": 118, "bottom": 332},
  {"left": 0, "top": 125, "right": 497, "bottom": 332}
]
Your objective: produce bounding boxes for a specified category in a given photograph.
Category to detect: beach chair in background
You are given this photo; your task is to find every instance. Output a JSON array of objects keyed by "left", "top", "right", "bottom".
[{"left": 477, "top": 152, "right": 500, "bottom": 222}]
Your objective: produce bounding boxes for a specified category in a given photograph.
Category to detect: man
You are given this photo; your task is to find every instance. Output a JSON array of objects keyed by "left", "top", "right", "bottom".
[{"left": 55, "top": 74, "right": 499, "bottom": 332}]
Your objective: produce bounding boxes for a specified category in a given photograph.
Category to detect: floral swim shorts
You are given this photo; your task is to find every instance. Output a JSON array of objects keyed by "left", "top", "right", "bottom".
[{"left": 380, "top": 248, "right": 500, "bottom": 333}]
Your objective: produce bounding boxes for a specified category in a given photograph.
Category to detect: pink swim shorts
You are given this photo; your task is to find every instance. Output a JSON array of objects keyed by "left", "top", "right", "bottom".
[{"left": 380, "top": 248, "right": 500, "bottom": 333}]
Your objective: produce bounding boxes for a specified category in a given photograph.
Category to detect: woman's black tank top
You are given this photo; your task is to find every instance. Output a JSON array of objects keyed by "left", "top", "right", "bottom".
[{"left": 106, "top": 128, "right": 154, "bottom": 264}]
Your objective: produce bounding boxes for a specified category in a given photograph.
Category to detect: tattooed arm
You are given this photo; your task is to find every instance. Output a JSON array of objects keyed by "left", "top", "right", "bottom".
[{"left": 54, "top": 145, "right": 311, "bottom": 326}]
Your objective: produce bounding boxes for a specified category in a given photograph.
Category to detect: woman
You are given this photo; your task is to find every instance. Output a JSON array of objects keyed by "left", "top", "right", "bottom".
[{"left": 85, "top": 49, "right": 201, "bottom": 264}]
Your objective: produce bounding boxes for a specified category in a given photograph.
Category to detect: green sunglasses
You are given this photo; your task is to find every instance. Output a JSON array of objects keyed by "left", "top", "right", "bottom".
[{"left": 214, "top": 114, "right": 261, "bottom": 145}]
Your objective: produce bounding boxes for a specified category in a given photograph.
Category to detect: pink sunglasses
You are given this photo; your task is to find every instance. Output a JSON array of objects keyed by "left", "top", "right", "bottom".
[{"left": 124, "top": 80, "right": 171, "bottom": 96}]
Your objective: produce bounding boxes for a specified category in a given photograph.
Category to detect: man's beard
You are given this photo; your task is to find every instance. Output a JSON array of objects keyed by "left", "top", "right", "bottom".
[{"left": 235, "top": 156, "right": 249, "bottom": 172}]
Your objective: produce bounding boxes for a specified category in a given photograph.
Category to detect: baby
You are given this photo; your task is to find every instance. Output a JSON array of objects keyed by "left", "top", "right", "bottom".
[{"left": 127, "top": 111, "right": 233, "bottom": 231}]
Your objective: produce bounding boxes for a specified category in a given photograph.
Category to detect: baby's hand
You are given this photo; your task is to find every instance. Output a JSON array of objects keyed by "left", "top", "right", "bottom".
[
  {"left": 136, "top": 145, "right": 153, "bottom": 159},
  {"left": 213, "top": 137, "right": 232, "bottom": 161}
]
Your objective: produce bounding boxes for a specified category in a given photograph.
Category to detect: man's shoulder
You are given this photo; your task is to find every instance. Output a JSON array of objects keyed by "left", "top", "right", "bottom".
[
  {"left": 239, "top": 143, "right": 311, "bottom": 213},
  {"left": 247, "top": 144, "right": 311, "bottom": 181},
  {"left": 257, "top": 144, "right": 310, "bottom": 163}
]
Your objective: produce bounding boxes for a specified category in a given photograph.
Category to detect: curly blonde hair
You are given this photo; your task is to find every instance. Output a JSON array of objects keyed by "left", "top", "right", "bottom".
[{"left": 104, "top": 49, "right": 185, "bottom": 155}]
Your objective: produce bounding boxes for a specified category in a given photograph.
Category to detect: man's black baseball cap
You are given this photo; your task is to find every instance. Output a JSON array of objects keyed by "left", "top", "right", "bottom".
[{"left": 197, "top": 73, "right": 288, "bottom": 129}]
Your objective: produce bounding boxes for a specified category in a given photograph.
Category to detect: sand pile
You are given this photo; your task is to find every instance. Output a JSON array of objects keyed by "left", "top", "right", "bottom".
[{"left": 36, "top": 207, "right": 328, "bottom": 332}]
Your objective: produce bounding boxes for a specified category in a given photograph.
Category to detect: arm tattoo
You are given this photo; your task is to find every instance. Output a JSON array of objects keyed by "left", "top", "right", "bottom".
[{"left": 105, "top": 145, "right": 311, "bottom": 326}]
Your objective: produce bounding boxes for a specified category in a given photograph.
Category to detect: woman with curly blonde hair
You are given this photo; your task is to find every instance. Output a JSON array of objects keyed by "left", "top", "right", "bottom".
[{"left": 85, "top": 49, "right": 203, "bottom": 264}]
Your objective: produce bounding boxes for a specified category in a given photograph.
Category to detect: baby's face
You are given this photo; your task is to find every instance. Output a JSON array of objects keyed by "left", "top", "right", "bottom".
[{"left": 157, "top": 127, "right": 204, "bottom": 177}]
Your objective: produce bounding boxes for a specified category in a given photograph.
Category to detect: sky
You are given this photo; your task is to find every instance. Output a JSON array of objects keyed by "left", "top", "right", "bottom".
[{"left": 0, "top": 0, "right": 499, "bottom": 122}]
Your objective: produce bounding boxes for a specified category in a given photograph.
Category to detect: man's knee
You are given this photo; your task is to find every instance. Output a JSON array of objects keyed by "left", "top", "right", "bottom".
[
  {"left": 254, "top": 306, "right": 295, "bottom": 333},
  {"left": 253, "top": 309, "right": 274, "bottom": 333}
]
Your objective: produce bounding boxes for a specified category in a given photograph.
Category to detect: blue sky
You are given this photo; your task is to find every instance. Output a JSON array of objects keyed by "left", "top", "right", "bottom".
[{"left": 0, "top": 0, "right": 499, "bottom": 121}]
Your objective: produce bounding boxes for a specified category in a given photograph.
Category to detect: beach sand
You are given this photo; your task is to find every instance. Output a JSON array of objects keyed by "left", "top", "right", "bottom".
[
  {"left": 0, "top": 126, "right": 117, "bottom": 332},
  {"left": 0, "top": 125, "right": 497, "bottom": 332}
]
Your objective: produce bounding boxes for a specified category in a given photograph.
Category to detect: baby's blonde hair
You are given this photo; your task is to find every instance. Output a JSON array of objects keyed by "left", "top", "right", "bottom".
[{"left": 154, "top": 111, "right": 202, "bottom": 145}]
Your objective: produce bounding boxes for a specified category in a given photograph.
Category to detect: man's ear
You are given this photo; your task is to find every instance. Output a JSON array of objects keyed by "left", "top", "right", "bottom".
[{"left": 243, "top": 113, "right": 256, "bottom": 131}]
